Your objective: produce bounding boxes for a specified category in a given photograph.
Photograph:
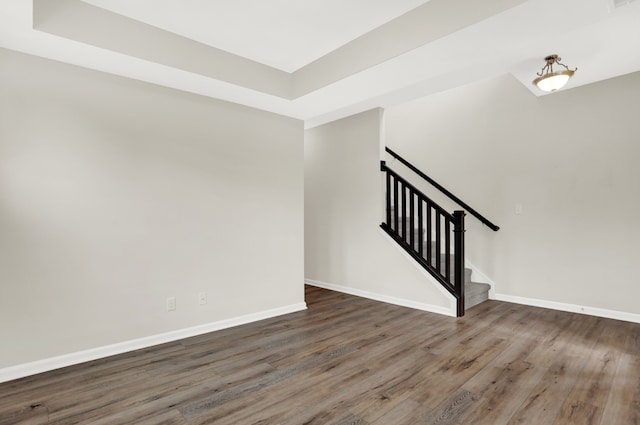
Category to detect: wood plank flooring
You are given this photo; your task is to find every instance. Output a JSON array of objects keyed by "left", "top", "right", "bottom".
[{"left": 1, "top": 285, "right": 639, "bottom": 424}]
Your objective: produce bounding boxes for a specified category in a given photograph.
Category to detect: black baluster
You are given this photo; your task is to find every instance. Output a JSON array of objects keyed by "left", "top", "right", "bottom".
[
  {"left": 426, "top": 202, "right": 432, "bottom": 266},
  {"left": 385, "top": 170, "right": 391, "bottom": 227},
  {"left": 418, "top": 198, "right": 424, "bottom": 258},
  {"left": 435, "top": 210, "right": 441, "bottom": 274},
  {"left": 393, "top": 176, "right": 398, "bottom": 235},
  {"left": 445, "top": 219, "right": 451, "bottom": 282},
  {"left": 401, "top": 182, "right": 407, "bottom": 242},
  {"left": 409, "top": 190, "right": 415, "bottom": 250}
]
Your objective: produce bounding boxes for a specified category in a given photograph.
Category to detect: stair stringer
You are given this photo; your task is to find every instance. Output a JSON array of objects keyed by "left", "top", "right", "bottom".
[{"left": 379, "top": 228, "right": 457, "bottom": 317}]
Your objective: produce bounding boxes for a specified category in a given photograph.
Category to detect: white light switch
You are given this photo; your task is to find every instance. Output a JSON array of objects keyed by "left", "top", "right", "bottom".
[
  {"left": 166, "top": 297, "right": 176, "bottom": 311},
  {"left": 515, "top": 203, "right": 523, "bottom": 215}
]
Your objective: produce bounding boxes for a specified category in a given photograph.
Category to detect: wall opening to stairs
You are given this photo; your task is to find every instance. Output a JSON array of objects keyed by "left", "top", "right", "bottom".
[{"left": 305, "top": 108, "right": 454, "bottom": 316}]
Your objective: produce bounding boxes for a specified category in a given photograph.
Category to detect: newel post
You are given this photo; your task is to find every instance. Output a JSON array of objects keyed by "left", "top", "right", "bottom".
[
  {"left": 380, "top": 161, "right": 392, "bottom": 228},
  {"left": 453, "top": 210, "right": 466, "bottom": 317}
]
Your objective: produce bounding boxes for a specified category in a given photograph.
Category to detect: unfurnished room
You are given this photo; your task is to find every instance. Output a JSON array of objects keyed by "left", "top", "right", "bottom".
[{"left": 1, "top": 0, "right": 639, "bottom": 424}]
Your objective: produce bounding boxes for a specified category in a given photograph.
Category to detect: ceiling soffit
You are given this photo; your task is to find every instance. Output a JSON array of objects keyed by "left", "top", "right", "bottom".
[
  {"left": 3, "top": 0, "right": 637, "bottom": 127},
  {"left": 33, "top": 0, "right": 292, "bottom": 98},
  {"left": 33, "top": 0, "right": 526, "bottom": 100}
]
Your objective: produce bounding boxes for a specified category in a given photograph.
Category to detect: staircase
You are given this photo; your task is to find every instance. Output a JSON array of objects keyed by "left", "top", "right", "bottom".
[{"left": 380, "top": 147, "right": 499, "bottom": 316}]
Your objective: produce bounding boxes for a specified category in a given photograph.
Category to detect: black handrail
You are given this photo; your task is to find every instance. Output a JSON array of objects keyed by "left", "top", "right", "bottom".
[{"left": 385, "top": 147, "right": 499, "bottom": 231}]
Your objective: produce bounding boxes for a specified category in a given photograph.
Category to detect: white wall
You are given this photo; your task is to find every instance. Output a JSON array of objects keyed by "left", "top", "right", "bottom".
[
  {"left": 304, "top": 109, "right": 452, "bottom": 313},
  {"left": 0, "top": 48, "right": 304, "bottom": 371},
  {"left": 385, "top": 72, "right": 640, "bottom": 316}
]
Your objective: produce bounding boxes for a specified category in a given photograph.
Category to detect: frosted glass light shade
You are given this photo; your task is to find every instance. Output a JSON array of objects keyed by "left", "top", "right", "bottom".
[{"left": 533, "top": 70, "right": 574, "bottom": 92}]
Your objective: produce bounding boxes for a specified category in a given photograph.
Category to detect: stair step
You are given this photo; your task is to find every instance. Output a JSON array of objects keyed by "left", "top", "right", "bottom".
[{"left": 465, "top": 281, "right": 490, "bottom": 309}]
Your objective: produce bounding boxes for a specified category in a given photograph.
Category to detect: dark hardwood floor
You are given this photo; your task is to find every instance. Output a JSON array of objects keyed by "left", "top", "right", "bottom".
[{"left": 1, "top": 285, "right": 639, "bottom": 424}]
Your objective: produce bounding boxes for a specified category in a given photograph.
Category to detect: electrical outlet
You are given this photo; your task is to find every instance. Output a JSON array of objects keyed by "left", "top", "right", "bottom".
[
  {"left": 166, "top": 297, "right": 176, "bottom": 311},
  {"left": 198, "top": 292, "right": 207, "bottom": 305}
]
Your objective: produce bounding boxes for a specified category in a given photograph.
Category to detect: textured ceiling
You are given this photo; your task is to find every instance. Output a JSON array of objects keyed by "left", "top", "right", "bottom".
[{"left": 1, "top": 0, "right": 639, "bottom": 128}]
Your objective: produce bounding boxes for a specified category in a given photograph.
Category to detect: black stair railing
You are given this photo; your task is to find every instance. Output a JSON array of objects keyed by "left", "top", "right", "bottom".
[
  {"left": 385, "top": 147, "right": 499, "bottom": 231},
  {"left": 380, "top": 161, "right": 466, "bottom": 316}
]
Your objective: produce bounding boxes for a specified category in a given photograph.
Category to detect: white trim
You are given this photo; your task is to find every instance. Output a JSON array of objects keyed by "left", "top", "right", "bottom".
[
  {"left": 0, "top": 302, "right": 307, "bottom": 384},
  {"left": 378, "top": 229, "right": 457, "bottom": 311},
  {"left": 305, "top": 279, "right": 455, "bottom": 317},
  {"left": 494, "top": 293, "right": 640, "bottom": 324}
]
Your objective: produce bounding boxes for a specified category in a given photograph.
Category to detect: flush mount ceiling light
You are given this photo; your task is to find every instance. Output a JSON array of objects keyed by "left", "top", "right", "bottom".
[{"left": 533, "top": 54, "right": 577, "bottom": 92}]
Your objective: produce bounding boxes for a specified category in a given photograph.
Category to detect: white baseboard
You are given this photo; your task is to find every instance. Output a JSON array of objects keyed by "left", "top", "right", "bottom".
[
  {"left": 494, "top": 293, "right": 640, "bottom": 324},
  {"left": 0, "top": 302, "right": 307, "bottom": 384},
  {"left": 305, "top": 279, "right": 455, "bottom": 317},
  {"left": 457, "top": 260, "right": 639, "bottom": 323}
]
